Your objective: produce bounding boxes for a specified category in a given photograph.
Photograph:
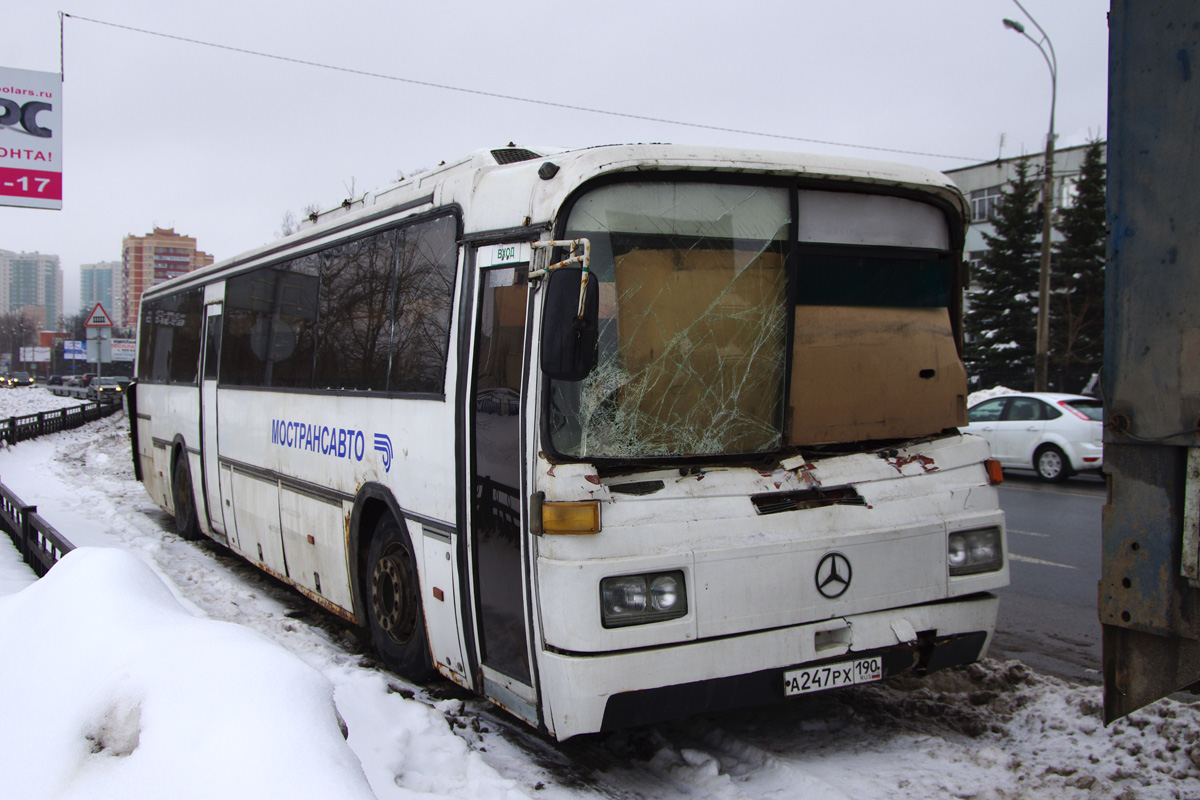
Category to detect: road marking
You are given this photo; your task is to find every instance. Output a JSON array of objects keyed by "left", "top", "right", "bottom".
[
  {"left": 1010, "top": 553, "right": 1077, "bottom": 570},
  {"left": 998, "top": 482, "right": 1105, "bottom": 499},
  {"left": 1009, "top": 528, "right": 1050, "bottom": 538}
]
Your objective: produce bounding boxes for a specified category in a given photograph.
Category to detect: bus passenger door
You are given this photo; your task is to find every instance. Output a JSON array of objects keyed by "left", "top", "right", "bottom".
[
  {"left": 200, "top": 302, "right": 228, "bottom": 541},
  {"left": 468, "top": 249, "right": 536, "bottom": 719}
]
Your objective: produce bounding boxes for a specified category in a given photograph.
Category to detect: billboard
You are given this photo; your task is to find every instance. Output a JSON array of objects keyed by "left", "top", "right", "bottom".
[
  {"left": 62, "top": 339, "right": 133, "bottom": 362},
  {"left": 113, "top": 338, "right": 136, "bottom": 362},
  {"left": 19, "top": 346, "right": 50, "bottom": 363},
  {"left": 0, "top": 66, "right": 62, "bottom": 210}
]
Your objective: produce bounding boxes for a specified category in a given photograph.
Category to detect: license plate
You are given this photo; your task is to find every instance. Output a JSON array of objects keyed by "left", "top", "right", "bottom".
[{"left": 783, "top": 656, "right": 883, "bottom": 696}]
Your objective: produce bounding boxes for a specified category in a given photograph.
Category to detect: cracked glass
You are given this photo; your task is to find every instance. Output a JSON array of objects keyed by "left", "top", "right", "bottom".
[{"left": 548, "top": 182, "right": 790, "bottom": 459}]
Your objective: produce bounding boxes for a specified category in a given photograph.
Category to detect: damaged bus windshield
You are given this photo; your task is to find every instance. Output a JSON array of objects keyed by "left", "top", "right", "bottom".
[{"left": 546, "top": 180, "right": 958, "bottom": 461}]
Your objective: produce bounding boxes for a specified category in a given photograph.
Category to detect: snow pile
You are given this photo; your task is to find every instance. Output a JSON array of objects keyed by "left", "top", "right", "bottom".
[
  {"left": 968, "top": 385, "right": 1019, "bottom": 407},
  {"left": 0, "top": 547, "right": 376, "bottom": 800},
  {"left": 509, "top": 661, "right": 1200, "bottom": 800},
  {"left": 830, "top": 663, "right": 1200, "bottom": 798}
]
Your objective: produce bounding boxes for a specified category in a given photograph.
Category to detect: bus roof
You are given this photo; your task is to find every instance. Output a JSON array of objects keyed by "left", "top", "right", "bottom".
[{"left": 145, "top": 143, "right": 967, "bottom": 300}]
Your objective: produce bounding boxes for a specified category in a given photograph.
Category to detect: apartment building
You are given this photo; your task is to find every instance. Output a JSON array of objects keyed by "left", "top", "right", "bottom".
[
  {"left": 122, "top": 227, "right": 214, "bottom": 328},
  {"left": 0, "top": 248, "right": 62, "bottom": 331}
]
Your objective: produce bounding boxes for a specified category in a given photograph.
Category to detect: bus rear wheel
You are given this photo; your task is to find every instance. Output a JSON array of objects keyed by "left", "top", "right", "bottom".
[
  {"left": 366, "top": 515, "right": 434, "bottom": 680},
  {"left": 172, "top": 452, "right": 202, "bottom": 541}
]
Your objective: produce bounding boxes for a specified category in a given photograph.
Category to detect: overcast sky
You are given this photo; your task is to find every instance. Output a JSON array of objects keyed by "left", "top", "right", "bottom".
[{"left": 5, "top": 0, "right": 1109, "bottom": 317}]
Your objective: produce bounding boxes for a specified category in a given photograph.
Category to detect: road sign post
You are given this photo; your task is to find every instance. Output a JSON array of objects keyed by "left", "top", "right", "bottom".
[{"left": 84, "top": 303, "right": 114, "bottom": 377}]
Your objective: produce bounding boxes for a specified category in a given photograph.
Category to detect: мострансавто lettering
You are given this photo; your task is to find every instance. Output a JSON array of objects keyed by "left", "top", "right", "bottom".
[{"left": 271, "top": 419, "right": 365, "bottom": 461}]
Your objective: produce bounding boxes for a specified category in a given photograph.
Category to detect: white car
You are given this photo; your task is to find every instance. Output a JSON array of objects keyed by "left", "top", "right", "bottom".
[{"left": 961, "top": 392, "right": 1104, "bottom": 482}]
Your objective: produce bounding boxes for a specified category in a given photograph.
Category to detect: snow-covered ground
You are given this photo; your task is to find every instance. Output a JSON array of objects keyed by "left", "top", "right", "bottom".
[
  {"left": 0, "top": 386, "right": 100, "bottom": 415},
  {"left": 0, "top": 386, "right": 1198, "bottom": 799}
]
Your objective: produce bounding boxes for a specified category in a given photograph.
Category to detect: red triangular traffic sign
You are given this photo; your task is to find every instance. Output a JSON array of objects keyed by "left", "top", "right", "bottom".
[{"left": 84, "top": 303, "right": 114, "bottom": 327}]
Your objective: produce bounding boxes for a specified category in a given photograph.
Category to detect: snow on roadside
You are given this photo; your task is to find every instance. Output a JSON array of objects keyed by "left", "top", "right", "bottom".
[
  {"left": 0, "top": 387, "right": 83, "bottom": 595},
  {"left": 968, "top": 385, "right": 1019, "bottom": 407},
  {"left": 0, "top": 384, "right": 97, "bottom": 417},
  {"left": 0, "top": 387, "right": 1198, "bottom": 799},
  {"left": 0, "top": 528, "right": 36, "bottom": 595}
]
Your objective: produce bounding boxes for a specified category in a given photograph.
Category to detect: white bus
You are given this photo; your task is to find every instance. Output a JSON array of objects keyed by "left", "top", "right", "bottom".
[{"left": 131, "top": 144, "right": 1008, "bottom": 740}]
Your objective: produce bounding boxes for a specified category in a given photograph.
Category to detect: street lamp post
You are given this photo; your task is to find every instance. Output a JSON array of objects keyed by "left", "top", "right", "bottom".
[{"left": 1003, "top": 1, "right": 1057, "bottom": 392}]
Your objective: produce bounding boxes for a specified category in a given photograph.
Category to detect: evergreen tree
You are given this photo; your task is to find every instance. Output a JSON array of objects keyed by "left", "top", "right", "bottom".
[
  {"left": 1050, "top": 139, "right": 1106, "bottom": 393},
  {"left": 966, "top": 156, "right": 1042, "bottom": 389}
]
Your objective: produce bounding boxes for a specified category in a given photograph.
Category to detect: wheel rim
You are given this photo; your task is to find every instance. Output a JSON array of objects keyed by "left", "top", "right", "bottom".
[
  {"left": 372, "top": 547, "right": 417, "bottom": 644},
  {"left": 1039, "top": 450, "right": 1063, "bottom": 478}
]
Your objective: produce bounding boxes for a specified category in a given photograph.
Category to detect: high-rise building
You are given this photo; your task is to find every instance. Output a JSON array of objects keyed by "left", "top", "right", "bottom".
[
  {"left": 0, "top": 249, "right": 62, "bottom": 332},
  {"left": 81, "top": 260, "right": 125, "bottom": 329},
  {"left": 122, "top": 228, "right": 214, "bottom": 328}
]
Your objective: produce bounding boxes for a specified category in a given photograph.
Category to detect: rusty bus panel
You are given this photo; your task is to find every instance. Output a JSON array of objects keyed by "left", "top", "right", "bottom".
[{"left": 1102, "top": 0, "right": 1200, "bottom": 723}]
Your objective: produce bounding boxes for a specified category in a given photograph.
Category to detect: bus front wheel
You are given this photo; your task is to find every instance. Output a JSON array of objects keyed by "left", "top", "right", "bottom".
[
  {"left": 366, "top": 515, "right": 434, "bottom": 680},
  {"left": 172, "top": 452, "right": 202, "bottom": 541}
]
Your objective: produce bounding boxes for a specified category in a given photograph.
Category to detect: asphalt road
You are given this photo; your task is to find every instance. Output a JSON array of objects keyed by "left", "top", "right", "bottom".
[{"left": 989, "top": 469, "right": 1106, "bottom": 685}]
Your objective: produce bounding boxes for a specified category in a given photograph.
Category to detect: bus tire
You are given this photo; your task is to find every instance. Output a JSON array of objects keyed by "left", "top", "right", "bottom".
[
  {"left": 172, "top": 452, "right": 203, "bottom": 541},
  {"left": 366, "top": 515, "right": 434, "bottom": 681}
]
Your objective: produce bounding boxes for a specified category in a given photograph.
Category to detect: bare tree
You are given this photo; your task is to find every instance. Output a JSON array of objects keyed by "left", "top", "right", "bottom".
[
  {"left": 63, "top": 312, "right": 89, "bottom": 340},
  {"left": 277, "top": 201, "right": 325, "bottom": 239},
  {"left": 277, "top": 210, "right": 299, "bottom": 239}
]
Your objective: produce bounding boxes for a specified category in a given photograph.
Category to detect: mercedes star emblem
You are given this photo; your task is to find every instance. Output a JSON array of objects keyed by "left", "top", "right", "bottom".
[{"left": 815, "top": 552, "right": 852, "bottom": 599}]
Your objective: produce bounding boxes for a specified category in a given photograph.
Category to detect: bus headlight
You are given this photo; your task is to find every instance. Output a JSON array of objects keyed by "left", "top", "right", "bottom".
[
  {"left": 948, "top": 527, "right": 1003, "bottom": 575},
  {"left": 650, "top": 574, "right": 680, "bottom": 611},
  {"left": 600, "top": 570, "right": 688, "bottom": 627}
]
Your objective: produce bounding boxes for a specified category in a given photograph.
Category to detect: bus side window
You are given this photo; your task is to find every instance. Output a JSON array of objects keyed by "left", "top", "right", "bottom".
[
  {"left": 388, "top": 215, "right": 457, "bottom": 394},
  {"left": 204, "top": 315, "right": 221, "bottom": 381}
]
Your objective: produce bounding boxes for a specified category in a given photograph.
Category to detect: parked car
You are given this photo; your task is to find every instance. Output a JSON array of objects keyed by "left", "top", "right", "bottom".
[
  {"left": 86, "top": 376, "right": 127, "bottom": 403},
  {"left": 961, "top": 392, "right": 1104, "bottom": 482},
  {"left": 1, "top": 371, "right": 34, "bottom": 388}
]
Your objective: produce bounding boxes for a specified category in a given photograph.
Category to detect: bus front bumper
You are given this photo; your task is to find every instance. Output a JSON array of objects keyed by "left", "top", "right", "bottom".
[{"left": 536, "top": 592, "right": 999, "bottom": 740}]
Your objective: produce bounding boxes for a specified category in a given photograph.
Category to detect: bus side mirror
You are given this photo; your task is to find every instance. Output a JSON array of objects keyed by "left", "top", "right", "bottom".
[{"left": 540, "top": 267, "right": 599, "bottom": 381}]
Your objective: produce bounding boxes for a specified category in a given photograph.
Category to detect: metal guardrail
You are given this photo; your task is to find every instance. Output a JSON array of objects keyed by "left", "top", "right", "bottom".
[
  {"left": 0, "top": 398, "right": 119, "bottom": 575},
  {"left": 0, "top": 480, "right": 75, "bottom": 577},
  {"left": 0, "top": 399, "right": 123, "bottom": 447}
]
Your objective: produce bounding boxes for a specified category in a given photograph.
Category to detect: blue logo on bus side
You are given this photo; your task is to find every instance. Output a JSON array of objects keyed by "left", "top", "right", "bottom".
[{"left": 374, "top": 433, "right": 393, "bottom": 473}]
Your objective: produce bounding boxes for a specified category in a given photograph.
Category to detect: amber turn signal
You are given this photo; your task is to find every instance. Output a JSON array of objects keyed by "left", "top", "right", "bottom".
[{"left": 541, "top": 500, "right": 601, "bottom": 535}]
